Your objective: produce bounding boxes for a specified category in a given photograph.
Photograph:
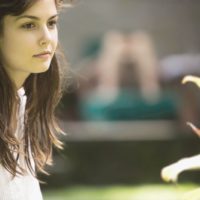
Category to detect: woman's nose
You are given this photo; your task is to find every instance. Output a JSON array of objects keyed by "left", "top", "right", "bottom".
[{"left": 39, "top": 26, "right": 51, "bottom": 47}]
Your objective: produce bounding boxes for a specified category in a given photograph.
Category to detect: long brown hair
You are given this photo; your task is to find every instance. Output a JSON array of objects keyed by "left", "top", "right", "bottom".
[{"left": 0, "top": 0, "right": 71, "bottom": 177}]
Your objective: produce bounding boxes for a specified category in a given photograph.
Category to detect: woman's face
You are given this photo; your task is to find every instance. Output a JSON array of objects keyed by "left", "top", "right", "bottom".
[{"left": 0, "top": 0, "right": 58, "bottom": 88}]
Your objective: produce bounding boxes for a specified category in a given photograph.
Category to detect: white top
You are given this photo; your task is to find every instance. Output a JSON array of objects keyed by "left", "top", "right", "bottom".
[{"left": 0, "top": 88, "right": 43, "bottom": 200}]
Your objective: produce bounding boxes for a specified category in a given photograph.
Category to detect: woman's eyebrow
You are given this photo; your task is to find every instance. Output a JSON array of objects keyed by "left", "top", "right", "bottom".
[{"left": 15, "top": 14, "right": 58, "bottom": 21}]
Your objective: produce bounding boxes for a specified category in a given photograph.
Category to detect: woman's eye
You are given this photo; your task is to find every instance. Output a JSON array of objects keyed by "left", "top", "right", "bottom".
[
  {"left": 20, "top": 20, "right": 57, "bottom": 30},
  {"left": 21, "top": 23, "right": 36, "bottom": 30},
  {"left": 48, "top": 20, "right": 57, "bottom": 29}
]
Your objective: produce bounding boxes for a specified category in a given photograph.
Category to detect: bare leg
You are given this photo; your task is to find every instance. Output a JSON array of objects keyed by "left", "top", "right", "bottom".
[{"left": 95, "top": 31, "right": 127, "bottom": 102}]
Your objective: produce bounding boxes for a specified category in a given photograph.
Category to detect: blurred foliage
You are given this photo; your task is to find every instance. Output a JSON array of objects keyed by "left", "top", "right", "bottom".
[{"left": 43, "top": 184, "right": 198, "bottom": 200}]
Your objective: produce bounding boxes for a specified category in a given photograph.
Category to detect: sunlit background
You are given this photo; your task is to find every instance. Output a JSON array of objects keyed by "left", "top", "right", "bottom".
[{"left": 42, "top": 0, "right": 200, "bottom": 199}]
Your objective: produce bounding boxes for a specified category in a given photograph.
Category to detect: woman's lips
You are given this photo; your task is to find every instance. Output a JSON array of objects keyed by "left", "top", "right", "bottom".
[{"left": 33, "top": 52, "right": 51, "bottom": 60}]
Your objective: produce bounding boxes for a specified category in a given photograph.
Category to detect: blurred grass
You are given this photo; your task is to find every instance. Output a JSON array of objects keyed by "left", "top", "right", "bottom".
[{"left": 43, "top": 183, "right": 199, "bottom": 200}]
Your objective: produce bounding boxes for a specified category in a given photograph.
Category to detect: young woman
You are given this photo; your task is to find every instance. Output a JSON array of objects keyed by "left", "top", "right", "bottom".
[{"left": 0, "top": 0, "right": 70, "bottom": 199}]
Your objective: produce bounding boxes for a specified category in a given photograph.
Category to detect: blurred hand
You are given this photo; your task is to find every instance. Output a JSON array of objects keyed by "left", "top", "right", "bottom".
[
  {"left": 161, "top": 162, "right": 183, "bottom": 183},
  {"left": 187, "top": 122, "right": 200, "bottom": 138},
  {"left": 182, "top": 75, "right": 200, "bottom": 88}
]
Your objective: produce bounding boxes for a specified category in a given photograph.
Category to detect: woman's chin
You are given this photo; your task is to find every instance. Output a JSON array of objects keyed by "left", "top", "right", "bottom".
[{"left": 32, "top": 65, "right": 51, "bottom": 74}]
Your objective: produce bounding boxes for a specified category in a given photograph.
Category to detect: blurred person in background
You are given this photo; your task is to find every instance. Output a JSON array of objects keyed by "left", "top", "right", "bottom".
[
  {"left": 75, "top": 30, "right": 178, "bottom": 121},
  {"left": 161, "top": 75, "right": 200, "bottom": 200},
  {"left": 95, "top": 31, "right": 160, "bottom": 103}
]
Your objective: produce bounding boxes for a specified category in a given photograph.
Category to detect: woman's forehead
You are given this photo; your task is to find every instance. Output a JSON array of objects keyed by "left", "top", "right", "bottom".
[{"left": 21, "top": 0, "right": 58, "bottom": 16}]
